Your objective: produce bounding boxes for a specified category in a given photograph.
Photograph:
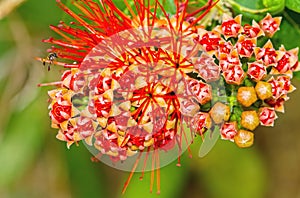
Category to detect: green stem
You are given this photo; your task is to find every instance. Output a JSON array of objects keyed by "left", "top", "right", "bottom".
[{"left": 226, "top": 0, "right": 269, "bottom": 14}]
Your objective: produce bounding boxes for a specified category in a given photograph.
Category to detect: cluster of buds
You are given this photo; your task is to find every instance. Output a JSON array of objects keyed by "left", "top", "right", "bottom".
[
  {"left": 193, "top": 13, "right": 299, "bottom": 147},
  {"left": 40, "top": 0, "right": 299, "bottom": 193}
]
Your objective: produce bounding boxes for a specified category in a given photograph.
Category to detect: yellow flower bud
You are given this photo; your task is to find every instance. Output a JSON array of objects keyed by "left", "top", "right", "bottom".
[
  {"left": 237, "top": 87, "right": 257, "bottom": 107},
  {"left": 209, "top": 102, "right": 230, "bottom": 124},
  {"left": 241, "top": 110, "right": 260, "bottom": 131},
  {"left": 234, "top": 130, "right": 254, "bottom": 148},
  {"left": 255, "top": 81, "right": 272, "bottom": 100}
]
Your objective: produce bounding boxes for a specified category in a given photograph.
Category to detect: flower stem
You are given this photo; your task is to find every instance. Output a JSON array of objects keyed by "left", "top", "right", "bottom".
[{"left": 226, "top": 0, "right": 269, "bottom": 14}]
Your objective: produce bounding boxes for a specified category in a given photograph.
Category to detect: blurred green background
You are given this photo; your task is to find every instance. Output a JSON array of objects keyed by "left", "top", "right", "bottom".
[{"left": 1, "top": 0, "right": 300, "bottom": 198}]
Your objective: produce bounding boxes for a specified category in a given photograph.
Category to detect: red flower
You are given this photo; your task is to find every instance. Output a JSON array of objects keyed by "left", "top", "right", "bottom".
[
  {"left": 90, "top": 95, "right": 112, "bottom": 118},
  {"left": 268, "top": 77, "right": 283, "bottom": 99},
  {"left": 266, "top": 97, "right": 287, "bottom": 113},
  {"left": 190, "top": 112, "right": 212, "bottom": 135},
  {"left": 219, "top": 49, "right": 241, "bottom": 70},
  {"left": 187, "top": 78, "right": 212, "bottom": 105},
  {"left": 235, "top": 35, "right": 256, "bottom": 58},
  {"left": 48, "top": 89, "right": 73, "bottom": 125},
  {"left": 89, "top": 74, "right": 112, "bottom": 95},
  {"left": 273, "top": 46, "right": 299, "bottom": 74},
  {"left": 277, "top": 76, "right": 296, "bottom": 94},
  {"left": 193, "top": 53, "right": 220, "bottom": 82},
  {"left": 219, "top": 14, "right": 242, "bottom": 38},
  {"left": 242, "top": 21, "right": 264, "bottom": 38},
  {"left": 254, "top": 40, "right": 278, "bottom": 66},
  {"left": 222, "top": 64, "right": 245, "bottom": 85},
  {"left": 220, "top": 122, "right": 238, "bottom": 141},
  {"left": 61, "top": 69, "right": 85, "bottom": 91},
  {"left": 56, "top": 120, "right": 78, "bottom": 143},
  {"left": 50, "top": 100, "right": 72, "bottom": 124},
  {"left": 198, "top": 30, "right": 221, "bottom": 52},
  {"left": 259, "top": 13, "right": 281, "bottom": 37},
  {"left": 259, "top": 107, "right": 277, "bottom": 127},
  {"left": 218, "top": 40, "right": 233, "bottom": 55},
  {"left": 247, "top": 61, "right": 267, "bottom": 82}
]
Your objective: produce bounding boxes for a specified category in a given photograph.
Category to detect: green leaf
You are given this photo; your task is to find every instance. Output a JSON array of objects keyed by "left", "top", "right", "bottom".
[
  {"left": 286, "top": 0, "right": 300, "bottom": 13},
  {"left": 229, "top": 0, "right": 267, "bottom": 21},
  {"left": 262, "top": 0, "right": 285, "bottom": 14},
  {"left": 272, "top": 14, "right": 300, "bottom": 50},
  {"left": 160, "top": 0, "right": 176, "bottom": 15},
  {"left": 17, "top": 0, "right": 62, "bottom": 30},
  {"left": 112, "top": 0, "right": 128, "bottom": 12},
  {"left": 294, "top": 71, "right": 300, "bottom": 80}
]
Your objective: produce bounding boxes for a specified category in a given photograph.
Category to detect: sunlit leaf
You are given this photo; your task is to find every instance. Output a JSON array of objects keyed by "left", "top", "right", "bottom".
[
  {"left": 160, "top": 0, "right": 176, "bottom": 14},
  {"left": 286, "top": 0, "right": 300, "bottom": 13},
  {"left": 230, "top": 0, "right": 266, "bottom": 21},
  {"left": 262, "top": 0, "right": 285, "bottom": 14}
]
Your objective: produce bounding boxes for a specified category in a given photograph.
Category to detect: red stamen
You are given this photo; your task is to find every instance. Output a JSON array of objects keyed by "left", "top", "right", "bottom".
[
  {"left": 150, "top": 151, "right": 156, "bottom": 193},
  {"left": 122, "top": 152, "right": 142, "bottom": 194},
  {"left": 156, "top": 150, "right": 161, "bottom": 194},
  {"left": 38, "top": 81, "right": 62, "bottom": 87}
]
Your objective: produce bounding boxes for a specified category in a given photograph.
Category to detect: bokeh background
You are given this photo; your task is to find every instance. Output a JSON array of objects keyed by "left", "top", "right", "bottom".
[{"left": 1, "top": 0, "right": 300, "bottom": 197}]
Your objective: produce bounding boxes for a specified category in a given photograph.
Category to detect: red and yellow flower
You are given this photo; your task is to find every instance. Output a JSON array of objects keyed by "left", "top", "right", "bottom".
[{"left": 38, "top": 0, "right": 299, "bottom": 194}]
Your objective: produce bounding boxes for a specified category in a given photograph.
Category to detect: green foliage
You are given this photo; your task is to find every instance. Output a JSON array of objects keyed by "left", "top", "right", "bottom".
[
  {"left": 63, "top": 142, "right": 109, "bottom": 198},
  {"left": 286, "top": 0, "right": 300, "bottom": 13},
  {"left": 230, "top": 0, "right": 268, "bottom": 21},
  {"left": 17, "top": 0, "right": 61, "bottom": 31},
  {"left": 196, "top": 140, "right": 267, "bottom": 198},
  {"left": 121, "top": 160, "right": 188, "bottom": 198},
  {"left": 0, "top": 0, "right": 300, "bottom": 197},
  {"left": 160, "top": 0, "right": 176, "bottom": 15},
  {"left": 199, "top": 126, "right": 220, "bottom": 158},
  {"left": 0, "top": 95, "right": 47, "bottom": 186},
  {"left": 295, "top": 71, "right": 300, "bottom": 80},
  {"left": 272, "top": 12, "right": 300, "bottom": 49}
]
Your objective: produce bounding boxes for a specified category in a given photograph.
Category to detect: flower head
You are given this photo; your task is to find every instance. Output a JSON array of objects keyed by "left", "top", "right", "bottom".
[{"left": 38, "top": 0, "right": 299, "bottom": 194}]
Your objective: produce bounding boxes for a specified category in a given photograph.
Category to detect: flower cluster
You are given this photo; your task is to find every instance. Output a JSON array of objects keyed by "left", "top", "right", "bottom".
[{"left": 39, "top": 0, "right": 299, "bottom": 194}]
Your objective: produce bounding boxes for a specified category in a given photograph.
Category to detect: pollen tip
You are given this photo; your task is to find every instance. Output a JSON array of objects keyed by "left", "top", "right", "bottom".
[
  {"left": 156, "top": 191, "right": 161, "bottom": 195},
  {"left": 139, "top": 176, "right": 143, "bottom": 180},
  {"left": 176, "top": 163, "right": 181, "bottom": 167},
  {"left": 91, "top": 156, "right": 99, "bottom": 162}
]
